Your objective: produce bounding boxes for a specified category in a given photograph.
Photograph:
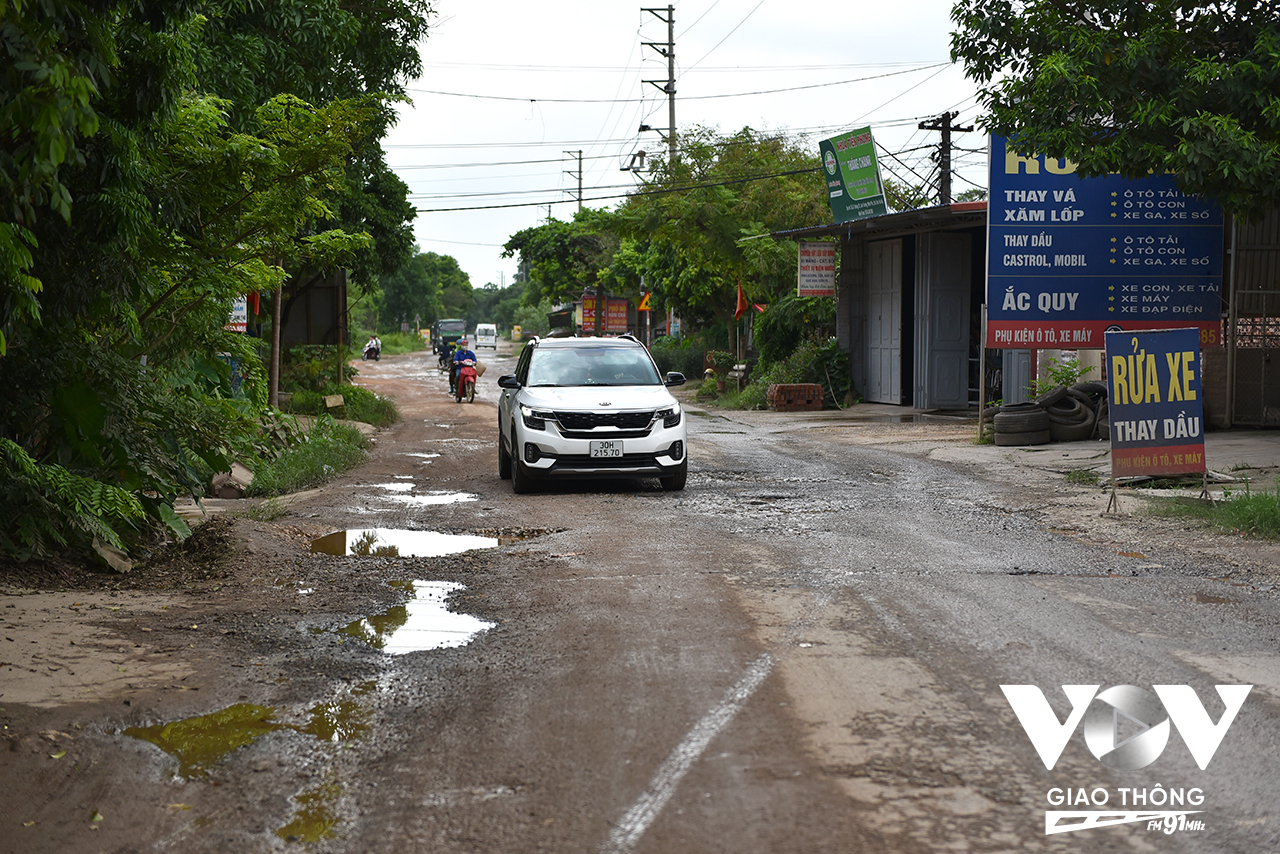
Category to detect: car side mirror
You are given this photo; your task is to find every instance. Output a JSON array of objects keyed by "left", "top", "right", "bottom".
[
  {"left": 664, "top": 372, "right": 686, "bottom": 387},
  {"left": 497, "top": 375, "right": 521, "bottom": 389}
]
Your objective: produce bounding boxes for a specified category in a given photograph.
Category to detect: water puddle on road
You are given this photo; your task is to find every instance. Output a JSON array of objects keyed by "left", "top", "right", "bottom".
[
  {"left": 340, "top": 580, "right": 494, "bottom": 654},
  {"left": 124, "top": 704, "right": 283, "bottom": 779},
  {"left": 276, "top": 780, "right": 342, "bottom": 844},
  {"left": 310, "top": 528, "right": 496, "bottom": 558},
  {"left": 387, "top": 491, "right": 478, "bottom": 507}
]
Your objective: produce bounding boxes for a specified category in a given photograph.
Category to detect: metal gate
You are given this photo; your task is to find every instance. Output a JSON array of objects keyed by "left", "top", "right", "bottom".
[{"left": 1228, "top": 211, "right": 1280, "bottom": 426}]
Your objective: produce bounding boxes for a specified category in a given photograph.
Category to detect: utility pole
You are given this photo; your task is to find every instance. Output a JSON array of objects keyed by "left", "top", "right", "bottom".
[
  {"left": 918, "top": 111, "right": 974, "bottom": 204},
  {"left": 642, "top": 6, "right": 676, "bottom": 163},
  {"left": 564, "top": 150, "right": 582, "bottom": 211}
]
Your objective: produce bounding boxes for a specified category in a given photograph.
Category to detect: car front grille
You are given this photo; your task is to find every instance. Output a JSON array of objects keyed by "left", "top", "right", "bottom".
[
  {"left": 554, "top": 410, "right": 654, "bottom": 431},
  {"left": 548, "top": 453, "right": 664, "bottom": 471}
]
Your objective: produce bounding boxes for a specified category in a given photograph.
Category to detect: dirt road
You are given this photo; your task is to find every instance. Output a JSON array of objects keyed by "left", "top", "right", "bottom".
[{"left": 3, "top": 345, "right": 1278, "bottom": 853}]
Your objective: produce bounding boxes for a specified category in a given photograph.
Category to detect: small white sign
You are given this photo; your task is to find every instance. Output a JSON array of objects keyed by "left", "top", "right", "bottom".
[{"left": 797, "top": 241, "right": 836, "bottom": 298}]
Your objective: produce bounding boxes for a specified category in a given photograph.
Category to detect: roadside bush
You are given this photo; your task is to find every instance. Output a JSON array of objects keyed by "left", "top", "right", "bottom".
[
  {"left": 280, "top": 345, "right": 355, "bottom": 392},
  {"left": 737, "top": 337, "right": 853, "bottom": 410},
  {"left": 1030, "top": 357, "right": 1094, "bottom": 397},
  {"left": 753, "top": 292, "right": 837, "bottom": 368},
  {"left": 651, "top": 336, "right": 705, "bottom": 379},
  {"left": 247, "top": 417, "right": 369, "bottom": 497},
  {"left": 285, "top": 385, "right": 399, "bottom": 428}
]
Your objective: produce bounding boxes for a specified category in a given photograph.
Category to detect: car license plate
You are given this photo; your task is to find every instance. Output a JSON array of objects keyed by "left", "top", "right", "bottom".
[{"left": 589, "top": 440, "right": 623, "bottom": 458}]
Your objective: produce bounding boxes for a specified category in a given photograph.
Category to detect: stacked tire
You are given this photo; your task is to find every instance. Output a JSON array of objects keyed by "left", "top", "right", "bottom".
[
  {"left": 1023, "top": 382, "right": 1109, "bottom": 442},
  {"left": 992, "top": 401, "right": 1051, "bottom": 446}
]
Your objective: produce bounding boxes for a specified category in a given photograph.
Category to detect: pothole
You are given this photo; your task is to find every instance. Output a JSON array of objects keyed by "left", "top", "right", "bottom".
[
  {"left": 340, "top": 580, "right": 494, "bottom": 653},
  {"left": 310, "top": 528, "right": 496, "bottom": 558},
  {"left": 124, "top": 703, "right": 283, "bottom": 779}
]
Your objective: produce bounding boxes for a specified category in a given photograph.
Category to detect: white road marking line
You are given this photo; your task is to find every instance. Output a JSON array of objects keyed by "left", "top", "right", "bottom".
[{"left": 600, "top": 652, "right": 776, "bottom": 854}]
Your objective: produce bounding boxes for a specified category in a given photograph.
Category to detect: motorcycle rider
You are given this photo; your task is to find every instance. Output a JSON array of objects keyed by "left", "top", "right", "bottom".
[
  {"left": 450, "top": 337, "right": 476, "bottom": 395},
  {"left": 364, "top": 333, "right": 381, "bottom": 360}
]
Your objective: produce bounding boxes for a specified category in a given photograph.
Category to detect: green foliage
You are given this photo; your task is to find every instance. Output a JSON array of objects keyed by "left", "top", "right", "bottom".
[
  {"left": 1155, "top": 484, "right": 1280, "bottom": 540},
  {"left": 951, "top": 0, "right": 1280, "bottom": 218},
  {"left": 246, "top": 417, "right": 368, "bottom": 498},
  {"left": 378, "top": 251, "right": 471, "bottom": 331},
  {"left": 511, "top": 298, "right": 557, "bottom": 338},
  {"left": 705, "top": 349, "right": 736, "bottom": 373},
  {"left": 0, "top": 3, "right": 433, "bottom": 563},
  {"left": 650, "top": 336, "right": 706, "bottom": 379},
  {"left": 1030, "top": 357, "right": 1095, "bottom": 396},
  {"left": 738, "top": 338, "right": 852, "bottom": 410},
  {"left": 752, "top": 292, "right": 837, "bottom": 368},
  {"left": 286, "top": 385, "right": 399, "bottom": 428},
  {"left": 1064, "top": 469, "right": 1102, "bottom": 486},
  {"left": 503, "top": 214, "right": 618, "bottom": 306},
  {"left": 612, "top": 126, "right": 829, "bottom": 330},
  {"left": 280, "top": 346, "right": 356, "bottom": 393}
]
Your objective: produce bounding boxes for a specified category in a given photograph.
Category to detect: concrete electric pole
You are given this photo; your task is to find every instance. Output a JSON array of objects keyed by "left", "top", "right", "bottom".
[
  {"left": 918, "top": 111, "right": 974, "bottom": 204},
  {"left": 642, "top": 6, "right": 676, "bottom": 163}
]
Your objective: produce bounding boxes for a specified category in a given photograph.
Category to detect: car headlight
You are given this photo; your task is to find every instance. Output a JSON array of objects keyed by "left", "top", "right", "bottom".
[
  {"left": 520, "top": 405, "right": 552, "bottom": 430},
  {"left": 656, "top": 402, "right": 682, "bottom": 429}
]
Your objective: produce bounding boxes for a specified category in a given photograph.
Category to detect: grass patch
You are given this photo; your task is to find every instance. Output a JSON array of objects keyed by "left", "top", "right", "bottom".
[
  {"left": 1064, "top": 469, "right": 1101, "bottom": 486},
  {"left": 244, "top": 497, "right": 287, "bottom": 522},
  {"left": 286, "top": 385, "right": 399, "bottom": 428},
  {"left": 1150, "top": 484, "right": 1280, "bottom": 539},
  {"left": 246, "top": 417, "right": 369, "bottom": 497}
]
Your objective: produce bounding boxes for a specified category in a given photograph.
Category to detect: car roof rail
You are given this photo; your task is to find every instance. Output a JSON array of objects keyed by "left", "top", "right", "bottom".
[{"left": 617, "top": 333, "right": 640, "bottom": 344}]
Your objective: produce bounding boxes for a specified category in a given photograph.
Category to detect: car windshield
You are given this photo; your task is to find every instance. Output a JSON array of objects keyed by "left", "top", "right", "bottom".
[{"left": 527, "top": 347, "right": 662, "bottom": 387}]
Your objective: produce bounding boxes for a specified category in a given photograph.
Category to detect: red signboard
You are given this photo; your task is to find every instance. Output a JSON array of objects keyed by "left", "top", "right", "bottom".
[{"left": 581, "top": 295, "right": 629, "bottom": 333}]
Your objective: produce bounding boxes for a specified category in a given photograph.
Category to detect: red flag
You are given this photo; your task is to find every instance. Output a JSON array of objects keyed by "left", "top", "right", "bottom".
[{"left": 735, "top": 280, "right": 748, "bottom": 320}]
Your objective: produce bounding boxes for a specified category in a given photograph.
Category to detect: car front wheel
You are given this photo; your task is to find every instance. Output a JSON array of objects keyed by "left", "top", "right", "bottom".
[
  {"left": 497, "top": 425, "right": 512, "bottom": 479},
  {"left": 510, "top": 429, "right": 534, "bottom": 494},
  {"left": 660, "top": 459, "right": 687, "bottom": 491}
]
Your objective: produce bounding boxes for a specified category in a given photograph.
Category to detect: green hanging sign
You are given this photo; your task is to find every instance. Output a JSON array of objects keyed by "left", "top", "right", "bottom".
[{"left": 820, "top": 126, "right": 888, "bottom": 223}]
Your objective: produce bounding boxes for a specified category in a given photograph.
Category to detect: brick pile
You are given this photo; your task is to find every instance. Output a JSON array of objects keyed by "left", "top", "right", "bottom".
[{"left": 766, "top": 383, "right": 824, "bottom": 412}]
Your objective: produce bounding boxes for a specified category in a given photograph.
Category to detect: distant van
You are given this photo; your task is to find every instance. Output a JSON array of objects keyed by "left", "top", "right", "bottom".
[{"left": 474, "top": 323, "right": 498, "bottom": 349}]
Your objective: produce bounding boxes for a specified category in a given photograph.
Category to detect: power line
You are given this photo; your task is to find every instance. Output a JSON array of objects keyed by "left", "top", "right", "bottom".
[
  {"left": 410, "top": 166, "right": 822, "bottom": 213},
  {"left": 402, "top": 63, "right": 950, "bottom": 105}
]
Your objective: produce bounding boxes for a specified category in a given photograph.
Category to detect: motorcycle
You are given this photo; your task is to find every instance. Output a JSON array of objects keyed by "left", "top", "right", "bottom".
[
  {"left": 436, "top": 344, "right": 453, "bottom": 372},
  {"left": 362, "top": 342, "right": 380, "bottom": 361},
  {"left": 455, "top": 358, "right": 478, "bottom": 403}
]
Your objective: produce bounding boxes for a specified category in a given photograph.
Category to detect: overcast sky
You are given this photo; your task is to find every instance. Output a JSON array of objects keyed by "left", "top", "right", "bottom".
[{"left": 381, "top": 0, "right": 988, "bottom": 290}]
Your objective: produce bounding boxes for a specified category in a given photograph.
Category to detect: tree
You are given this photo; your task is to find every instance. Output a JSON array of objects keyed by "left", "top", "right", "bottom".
[
  {"left": 0, "top": 2, "right": 432, "bottom": 561},
  {"left": 613, "top": 126, "right": 828, "bottom": 333},
  {"left": 377, "top": 250, "right": 472, "bottom": 330},
  {"left": 502, "top": 215, "right": 618, "bottom": 306},
  {"left": 950, "top": 0, "right": 1280, "bottom": 218}
]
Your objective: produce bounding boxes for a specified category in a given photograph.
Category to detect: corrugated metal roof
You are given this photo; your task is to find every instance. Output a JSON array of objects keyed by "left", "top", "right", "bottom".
[{"left": 770, "top": 201, "right": 988, "bottom": 241}]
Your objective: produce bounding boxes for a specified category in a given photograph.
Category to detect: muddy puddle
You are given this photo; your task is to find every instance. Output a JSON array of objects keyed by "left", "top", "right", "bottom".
[
  {"left": 311, "top": 528, "right": 495, "bottom": 557},
  {"left": 125, "top": 685, "right": 380, "bottom": 780},
  {"left": 341, "top": 580, "right": 494, "bottom": 654}
]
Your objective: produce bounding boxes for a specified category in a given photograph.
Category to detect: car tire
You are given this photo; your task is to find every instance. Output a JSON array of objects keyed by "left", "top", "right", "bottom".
[
  {"left": 660, "top": 459, "right": 687, "bottom": 491},
  {"left": 993, "top": 408, "right": 1050, "bottom": 433},
  {"left": 1034, "top": 386, "right": 1069, "bottom": 407},
  {"left": 497, "top": 427, "right": 512, "bottom": 479},
  {"left": 993, "top": 428, "right": 1051, "bottom": 446},
  {"left": 510, "top": 430, "right": 534, "bottom": 494}
]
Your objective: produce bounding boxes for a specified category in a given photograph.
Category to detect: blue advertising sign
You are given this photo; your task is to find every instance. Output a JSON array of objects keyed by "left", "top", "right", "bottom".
[
  {"left": 1104, "top": 328, "right": 1206, "bottom": 477},
  {"left": 987, "top": 136, "right": 1224, "bottom": 349}
]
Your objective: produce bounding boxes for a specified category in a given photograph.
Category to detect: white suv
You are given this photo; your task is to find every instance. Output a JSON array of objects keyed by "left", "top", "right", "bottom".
[{"left": 496, "top": 336, "right": 688, "bottom": 492}]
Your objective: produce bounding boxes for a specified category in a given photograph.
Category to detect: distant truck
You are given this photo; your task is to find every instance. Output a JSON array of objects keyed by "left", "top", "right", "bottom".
[
  {"left": 431, "top": 318, "right": 466, "bottom": 354},
  {"left": 474, "top": 323, "right": 498, "bottom": 349}
]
